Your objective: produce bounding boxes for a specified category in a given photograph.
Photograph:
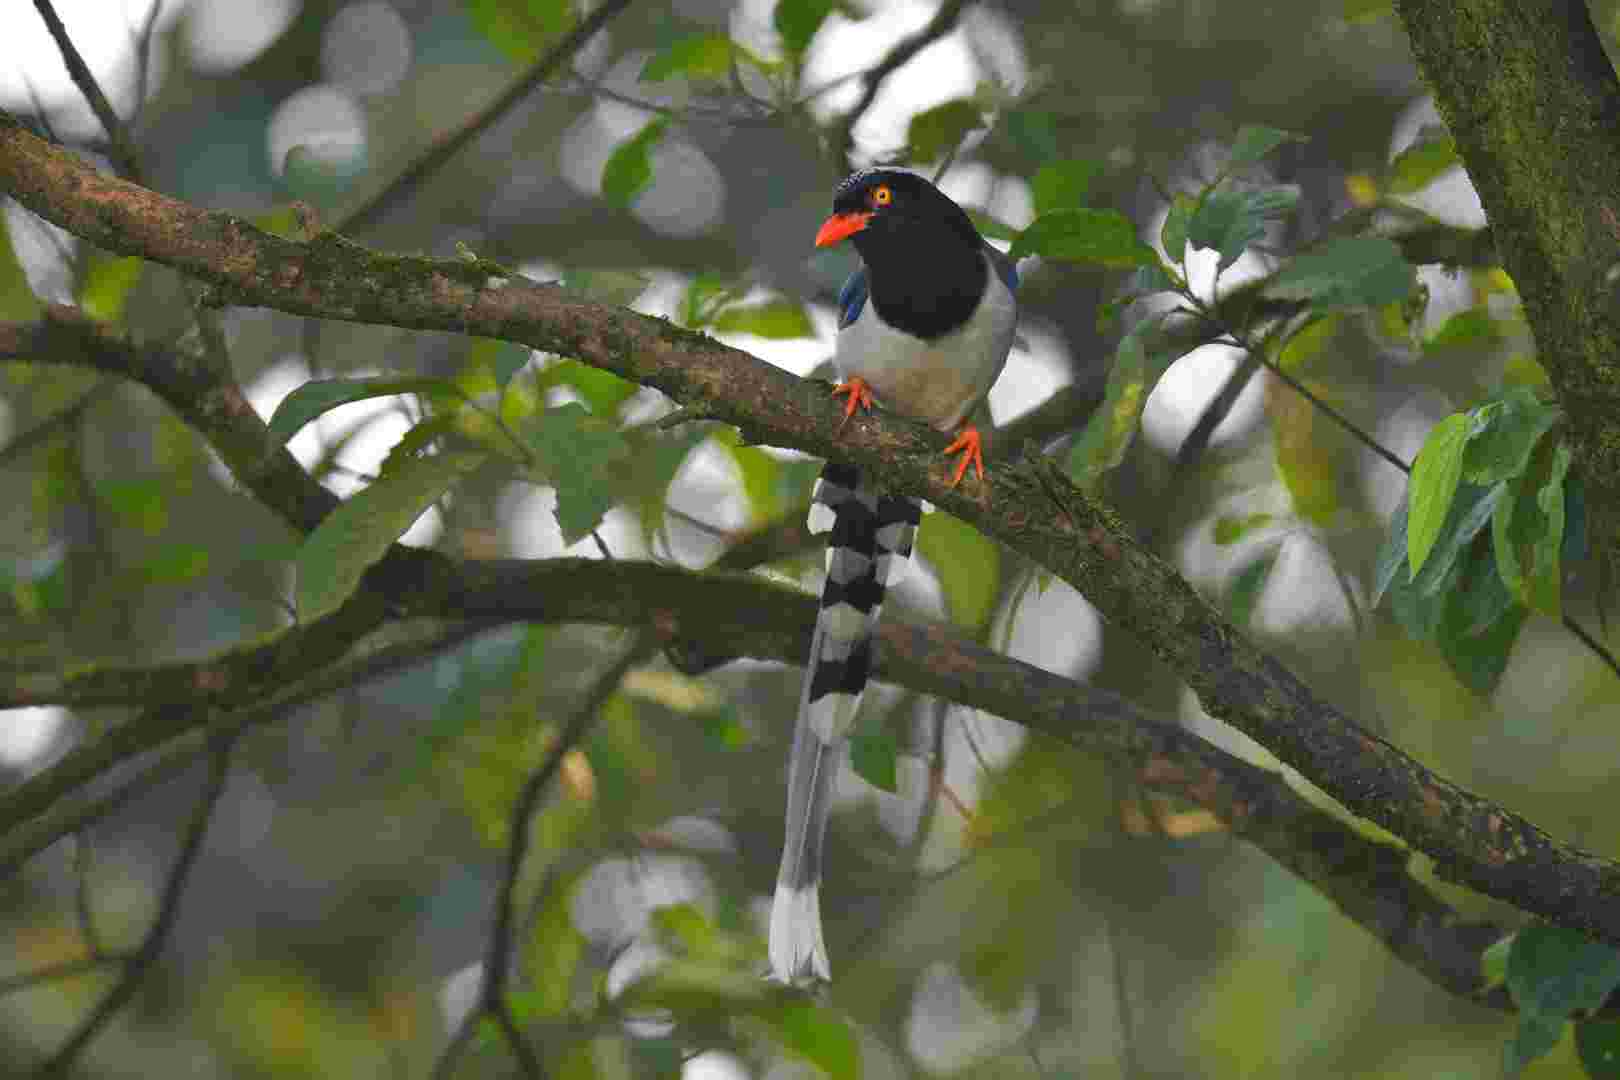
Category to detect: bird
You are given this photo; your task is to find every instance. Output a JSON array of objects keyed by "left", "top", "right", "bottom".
[{"left": 769, "top": 168, "right": 1019, "bottom": 983}]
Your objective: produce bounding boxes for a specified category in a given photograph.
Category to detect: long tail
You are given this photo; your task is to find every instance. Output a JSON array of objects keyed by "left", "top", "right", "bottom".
[{"left": 769, "top": 462, "right": 919, "bottom": 983}]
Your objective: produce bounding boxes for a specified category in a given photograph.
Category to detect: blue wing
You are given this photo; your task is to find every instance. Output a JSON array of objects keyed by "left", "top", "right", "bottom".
[
  {"left": 985, "top": 242, "right": 1020, "bottom": 295},
  {"left": 836, "top": 269, "right": 868, "bottom": 330}
]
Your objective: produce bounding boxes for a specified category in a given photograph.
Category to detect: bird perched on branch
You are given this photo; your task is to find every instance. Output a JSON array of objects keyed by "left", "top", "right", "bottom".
[{"left": 769, "top": 169, "right": 1019, "bottom": 983}]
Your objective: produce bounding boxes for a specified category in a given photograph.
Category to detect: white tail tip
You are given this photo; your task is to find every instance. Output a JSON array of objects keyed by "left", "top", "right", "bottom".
[{"left": 768, "top": 883, "right": 831, "bottom": 983}]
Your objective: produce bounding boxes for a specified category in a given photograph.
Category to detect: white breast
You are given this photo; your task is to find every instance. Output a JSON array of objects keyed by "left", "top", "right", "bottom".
[{"left": 835, "top": 251, "right": 1016, "bottom": 432}]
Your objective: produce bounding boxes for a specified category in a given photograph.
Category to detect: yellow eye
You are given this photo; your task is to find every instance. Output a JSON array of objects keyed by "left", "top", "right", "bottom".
[{"left": 871, "top": 185, "right": 892, "bottom": 207}]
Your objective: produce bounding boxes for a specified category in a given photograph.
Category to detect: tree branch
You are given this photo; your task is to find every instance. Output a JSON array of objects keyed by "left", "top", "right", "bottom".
[
  {"left": 30, "top": 0, "right": 143, "bottom": 183},
  {"left": 1, "top": 112, "right": 1616, "bottom": 967},
  {"left": 36, "top": 736, "right": 230, "bottom": 1075},
  {"left": 1394, "top": 0, "right": 1620, "bottom": 580},
  {"left": 827, "top": 0, "right": 970, "bottom": 171}
]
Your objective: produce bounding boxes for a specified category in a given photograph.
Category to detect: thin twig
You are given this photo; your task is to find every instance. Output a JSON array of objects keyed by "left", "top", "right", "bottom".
[
  {"left": 0, "top": 379, "right": 115, "bottom": 469},
  {"left": 433, "top": 635, "right": 652, "bottom": 1080},
  {"left": 127, "top": 0, "right": 163, "bottom": 137},
  {"left": 1182, "top": 296, "right": 1620, "bottom": 684},
  {"left": 827, "top": 0, "right": 970, "bottom": 171},
  {"left": 30, "top": 0, "right": 143, "bottom": 183},
  {"left": 337, "top": 0, "right": 635, "bottom": 236},
  {"left": 37, "top": 736, "right": 232, "bottom": 1076}
]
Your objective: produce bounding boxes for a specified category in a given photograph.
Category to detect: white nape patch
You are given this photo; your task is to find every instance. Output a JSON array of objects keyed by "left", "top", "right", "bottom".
[
  {"left": 826, "top": 549, "right": 873, "bottom": 584},
  {"left": 818, "top": 601, "right": 870, "bottom": 640},
  {"left": 875, "top": 552, "right": 911, "bottom": 586},
  {"left": 768, "top": 882, "right": 830, "bottom": 983},
  {"left": 875, "top": 522, "right": 915, "bottom": 555},
  {"left": 807, "top": 690, "right": 861, "bottom": 744},
  {"left": 807, "top": 500, "right": 837, "bottom": 534}
]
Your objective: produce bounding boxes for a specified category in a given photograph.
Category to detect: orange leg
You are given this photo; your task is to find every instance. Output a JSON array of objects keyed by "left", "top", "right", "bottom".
[
  {"left": 943, "top": 424, "right": 986, "bottom": 487},
  {"left": 831, "top": 376, "right": 874, "bottom": 424}
]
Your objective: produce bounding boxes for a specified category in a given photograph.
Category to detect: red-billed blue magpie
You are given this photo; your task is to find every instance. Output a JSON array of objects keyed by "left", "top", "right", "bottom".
[{"left": 769, "top": 169, "right": 1019, "bottom": 982}]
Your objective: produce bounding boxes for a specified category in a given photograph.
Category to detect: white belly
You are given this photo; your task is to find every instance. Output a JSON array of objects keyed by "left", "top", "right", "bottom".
[{"left": 835, "top": 255, "right": 1016, "bottom": 432}]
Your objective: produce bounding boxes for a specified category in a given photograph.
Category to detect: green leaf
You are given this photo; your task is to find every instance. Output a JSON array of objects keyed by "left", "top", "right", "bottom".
[
  {"left": 1530, "top": 442, "right": 1572, "bottom": 617},
  {"left": 1228, "top": 552, "right": 1276, "bottom": 628},
  {"left": 768, "top": 999, "right": 860, "bottom": 1077},
  {"left": 1435, "top": 539, "right": 1525, "bottom": 693},
  {"left": 1345, "top": 0, "right": 1393, "bottom": 21},
  {"left": 1461, "top": 388, "right": 1559, "bottom": 485},
  {"left": 465, "top": 0, "right": 572, "bottom": 64},
  {"left": 1068, "top": 326, "right": 1148, "bottom": 486},
  {"left": 1505, "top": 926, "right": 1620, "bottom": 1075},
  {"left": 849, "top": 713, "right": 899, "bottom": 793},
  {"left": 710, "top": 298, "right": 815, "bottom": 338},
  {"left": 1577, "top": 1020, "right": 1620, "bottom": 1078},
  {"left": 467, "top": 337, "right": 532, "bottom": 390},
  {"left": 774, "top": 0, "right": 835, "bottom": 53},
  {"left": 1069, "top": 324, "right": 1179, "bottom": 488},
  {"left": 1213, "top": 513, "right": 1273, "bottom": 546},
  {"left": 1227, "top": 124, "right": 1305, "bottom": 170},
  {"left": 1267, "top": 236, "right": 1416, "bottom": 309},
  {"left": 0, "top": 214, "right": 42, "bottom": 322},
  {"left": 1493, "top": 438, "right": 1572, "bottom": 617},
  {"left": 640, "top": 33, "right": 735, "bottom": 82},
  {"left": 1483, "top": 934, "right": 1516, "bottom": 990},
  {"left": 1010, "top": 208, "right": 1155, "bottom": 267},
  {"left": 1277, "top": 314, "right": 1340, "bottom": 374},
  {"left": 296, "top": 451, "right": 483, "bottom": 620},
  {"left": 1406, "top": 413, "right": 1470, "bottom": 576},
  {"left": 916, "top": 511, "right": 1001, "bottom": 629},
  {"left": 266, "top": 376, "right": 464, "bottom": 448},
  {"left": 625, "top": 426, "right": 709, "bottom": 542},
  {"left": 1160, "top": 192, "right": 1195, "bottom": 261},
  {"left": 1388, "top": 131, "right": 1460, "bottom": 195},
  {"left": 966, "top": 210, "right": 1019, "bottom": 242},
  {"left": 1186, "top": 187, "right": 1298, "bottom": 270},
  {"left": 1411, "top": 482, "right": 1505, "bottom": 598},
  {"left": 601, "top": 118, "right": 668, "bottom": 209},
  {"left": 679, "top": 274, "right": 736, "bottom": 326},
  {"left": 536, "top": 359, "right": 639, "bottom": 417},
  {"left": 906, "top": 99, "right": 985, "bottom": 163},
  {"left": 1269, "top": 380, "right": 1341, "bottom": 527},
  {"left": 1372, "top": 497, "right": 1409, "bottom": 609},
  {"left": 1030, "top": 159, "right": 1101, "bottom": 214},
  {"left": 523, "top": 867, "right": 587, "bottom": 1018},
  {"left": 141, "top": 543, "right": 210, "bottom": 585},
  {"left": 1423, "top": 308, "right": 1504, "bottom": 355},
  {"left": 1000, "top": 108, "right": 1061, "bottom": 160},
  {"left": 78, "top": 254, "right": 143, "bottom": 323},
  {"left": 522, "top": 403, "right": 633, "bottom": 543}
]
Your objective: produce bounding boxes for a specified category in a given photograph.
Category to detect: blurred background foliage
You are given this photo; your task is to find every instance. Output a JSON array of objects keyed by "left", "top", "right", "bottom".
[{"left": 4, "top": 0, "right": 1620, "bottom": 1075}]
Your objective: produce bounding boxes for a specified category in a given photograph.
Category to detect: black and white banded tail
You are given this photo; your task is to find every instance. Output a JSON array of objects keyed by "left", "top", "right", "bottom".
[{"left": 769, "top": 462, "right": 920, "bottom": 983}]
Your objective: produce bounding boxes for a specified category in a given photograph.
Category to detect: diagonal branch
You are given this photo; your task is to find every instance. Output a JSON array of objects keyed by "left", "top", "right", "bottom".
[
  {"left": 826, "top": 0, "right": 971, "bottom": 171},
  {"left": 36, "top": 735, "right": 231, "bottom": 1076},
  {"left": 2, "top": 113, "right": 1618, "bottom": 959},
  {"left": 338, "top": 0, "right": 634, "bottom": 236},
  {"left": 30, "top": 0, "right": 143, "bottom": 183},
  {"left": 0, "top": 554, "right": 1523, "bottom": 1017}
]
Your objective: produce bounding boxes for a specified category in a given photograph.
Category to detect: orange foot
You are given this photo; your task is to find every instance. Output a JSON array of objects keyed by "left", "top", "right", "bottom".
[
  {"left": 831, "top": 376, "right": 874, "bottom": 425},
  {"left": 943, "top": 424, "right": 986, "bottom": 487}
]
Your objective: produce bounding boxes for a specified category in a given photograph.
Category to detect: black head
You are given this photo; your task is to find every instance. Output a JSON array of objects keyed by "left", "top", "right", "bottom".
[
  {"left": 815, "top": 169, "right": 982, "bottom": 255},
  {"left": 815, "top": 169, "right": 990, "bottom": 341}
]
